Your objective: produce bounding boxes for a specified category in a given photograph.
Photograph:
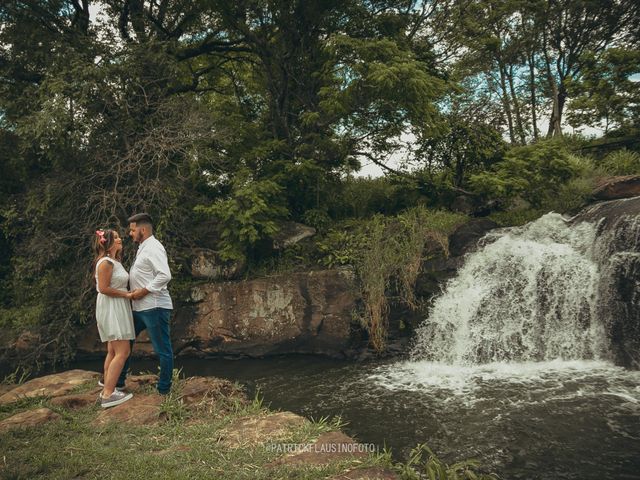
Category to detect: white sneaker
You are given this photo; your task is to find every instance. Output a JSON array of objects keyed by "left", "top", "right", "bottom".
[
  {"left": 98, "top": 379, "right": 124, "bottom": 392},
  {"left": 100, "top": 390, "right": 133, "bottom": 408}
]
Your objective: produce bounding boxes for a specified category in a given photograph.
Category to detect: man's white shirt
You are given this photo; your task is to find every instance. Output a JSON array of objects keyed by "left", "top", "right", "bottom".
[{"left": 130, "top": 235, "right": 173, "bottom": 312}]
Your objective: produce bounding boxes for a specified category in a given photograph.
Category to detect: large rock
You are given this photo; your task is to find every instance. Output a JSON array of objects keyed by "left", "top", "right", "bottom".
[
  {"left": 272, "top": 221, "right": 316, "bottom": 250},
  {"left": 0, "top": 408, "right": 60, "bottom": 432},
  {"left": 269, "top": 431, "right": 369, "bottom": 466},
  {"left": 573, "top": 196, "right": 640, "bottom": 368},
  {"left": 179, "top": 376, "right": 246, "bottom": 408},
  {"left": 218, "top": 411, "right": 307, "bottom": 448},
  {"left": 448, "top": 218, "right": 498, "bottom": 257},
  {"left": 0, "top": 369, "right": 99, "bottom": 405},
  {"left": 592, "top": 175, "right": 640, "bottom": 201},
  {"left": 77, "top": 268, "right": 361, "bottom": 359},
  {"left": 184, "top": 268, "right": 359, "bottom": 357},
  {"left": 93, "top": 394, "right": 163, "bottom": 426},
  {"left": 191, "top": 248, "right": 246, "bottom": 280}
]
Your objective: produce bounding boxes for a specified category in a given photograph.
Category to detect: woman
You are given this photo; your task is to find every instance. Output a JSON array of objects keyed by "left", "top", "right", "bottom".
[{"left": 93, "top": 228, "right": 135, "bottom": 408}]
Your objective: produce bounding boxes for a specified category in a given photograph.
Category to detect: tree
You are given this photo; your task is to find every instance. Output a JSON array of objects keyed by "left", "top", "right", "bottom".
[
  {"left": 0, "top": 0, "right": 449, "bottom": 364},
  {"left": 540, "top": 0, "right": 639, "bottom": 137},
  {"left": 566, "top": 48, "right": 640, "bottom": 133},
  {"left": 423, "top": 0, "right": 640, "bottom": 142}
]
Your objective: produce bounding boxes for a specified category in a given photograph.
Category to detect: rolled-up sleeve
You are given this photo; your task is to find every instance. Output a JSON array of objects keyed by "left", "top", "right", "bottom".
[{"left": 146, "top": 244, "right": 172, "bottom": 293}]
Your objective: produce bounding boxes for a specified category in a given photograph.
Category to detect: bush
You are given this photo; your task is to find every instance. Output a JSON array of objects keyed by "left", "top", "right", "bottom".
[
  {"left": 600, "top": 149, "right": 640, "bottom": 175},
  {"left": 397, "top": 443, "right": 498, "bottom": 480},
  {"left": 194, "top": 170, "right": 288, "bottom": 261},
  {"left": 328, "top": 176, "right": 427, "bottom": 219},
  {"left": 317, "top": 207, "right": 466, "bottom": 352},
  {"left": 470, "top": 140, "right": 579, "bottom": 208},
  {"left": 301, "top": 208, "right": 332, "bottom": 234}
]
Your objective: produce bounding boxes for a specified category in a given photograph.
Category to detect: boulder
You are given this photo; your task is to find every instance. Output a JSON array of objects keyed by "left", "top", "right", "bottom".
[
  {"left": 50, "top": 392, "right": 100, "bottom": 409},
  {"left": 448, "top": 218, "right": 498, "bottom": 257},
  {"left": 572, "top": 196, "right": 640, "bottom": 368},
  {"left": 218, "top": 411, "right": 307, "bottom": 448},
  {"left": 179, "top": 376, "right": 246, "bottom": 407},
  {"left": 191, "top": 248, "right": 246, "bottom": 280},
  {"left": 123, "top": 374, "right": 159, "bottom": 392},
  {"left": 77, "top": 268, "right": 361, "bottom": 359},
  {"left": 93, "top": 394, "right": 163, "bottom": 426},
  {"left": 450, "top": 195, "right": 476, "bottom": 215},
  {"left": 0, "top": 369, "right": 99, "bottom": 405},
  {"left": 0, "top": 407, "right": 60, "bottom": 433},
  {"left": 272, "top": 221, "right": 316, "bottom": 250},
  {"left": 12, "top": 331, "right": 41, "bottom": 351},
  {"left": 185, "top": 268, "right": 359, "bottom": 357},
  {"left": 592, "top": 175, "right": 640, "bottom": 201},
  {"left": 269, "top": 431, "right": 369, "bottom": 466}
]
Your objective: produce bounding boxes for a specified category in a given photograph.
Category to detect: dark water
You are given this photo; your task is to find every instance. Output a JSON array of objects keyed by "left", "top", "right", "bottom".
[{"left": 75, "top": 354, "right": 640, "bottom": 479}]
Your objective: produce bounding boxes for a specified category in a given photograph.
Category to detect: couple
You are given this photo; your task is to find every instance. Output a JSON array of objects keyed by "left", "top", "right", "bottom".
[{"left": 92, "top": 213, "right": 174, "bottom": 408}]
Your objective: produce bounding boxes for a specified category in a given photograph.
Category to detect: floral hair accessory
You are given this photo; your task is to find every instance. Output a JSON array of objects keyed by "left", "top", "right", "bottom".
[{"left": 95, "top": 229, "right": 107, "bottom": 244}]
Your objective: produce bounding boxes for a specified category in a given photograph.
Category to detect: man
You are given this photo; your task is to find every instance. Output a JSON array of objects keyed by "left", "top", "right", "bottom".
[{"left": 118, "top": 212, "right": 174, "bottom": 395}]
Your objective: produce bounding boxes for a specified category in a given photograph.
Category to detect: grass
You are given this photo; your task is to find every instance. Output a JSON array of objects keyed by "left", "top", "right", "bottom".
[
  {"left": 0, "top": 378, "right": 394, "bottom": 480},
  {"left": 352, "top": 207, "right": 466, "bottom": 352},
  {"left": 0, "top": 370, "right": 501, "bottom": 480}
]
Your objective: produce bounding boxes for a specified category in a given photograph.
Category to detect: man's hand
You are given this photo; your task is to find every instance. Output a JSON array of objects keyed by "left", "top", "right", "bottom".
[{"left": 130, "top": 288, "right": 150, "bottom": 300}]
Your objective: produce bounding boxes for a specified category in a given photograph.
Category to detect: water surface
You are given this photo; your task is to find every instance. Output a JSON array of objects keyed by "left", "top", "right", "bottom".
[{"left": 79, "top": 354, "right": 640, "bottom": 479}]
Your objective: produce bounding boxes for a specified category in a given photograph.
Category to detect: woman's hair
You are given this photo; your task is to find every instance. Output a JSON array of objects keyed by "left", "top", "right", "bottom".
[{"left": 92, "top": 229, "right": 122, "bottom": 279}]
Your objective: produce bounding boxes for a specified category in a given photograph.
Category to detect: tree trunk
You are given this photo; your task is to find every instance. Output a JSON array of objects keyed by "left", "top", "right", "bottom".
[
  {"left": 556, "top": 83, "right": 567, "bottom": 135},
  {"left": 498, "top": 62, "right": 516, "bottom": 143},
  {"left": 527, "top": 52, "right": 539, "bottom": 140},
  {"left": 507, "top": 64, "right": 526, "bottom": 144},
  {"left": 542, "top": 30, "right": 562, "bottom": 138}
]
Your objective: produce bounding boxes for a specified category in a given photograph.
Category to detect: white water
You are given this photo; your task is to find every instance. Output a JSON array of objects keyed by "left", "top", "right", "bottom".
[
  {"left": 409, "top": 213, "right": 609, "bottom": 365},
  {"left": 365, "top": 211, "right": 640, "bottom": 477}
]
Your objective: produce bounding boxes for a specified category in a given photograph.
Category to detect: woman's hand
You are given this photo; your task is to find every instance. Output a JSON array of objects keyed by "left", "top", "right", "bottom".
[{"left": 130, "top": 288, "right": 149, "bottom": 300}]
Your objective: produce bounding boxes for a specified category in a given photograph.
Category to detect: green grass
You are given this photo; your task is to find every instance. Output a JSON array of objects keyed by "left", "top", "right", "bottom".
[
  {"left": 0, "top": 380, "right": 393, "bottom": 480},
  {"left": 0, "top": 373, "right": 501, "bottom": 480}
]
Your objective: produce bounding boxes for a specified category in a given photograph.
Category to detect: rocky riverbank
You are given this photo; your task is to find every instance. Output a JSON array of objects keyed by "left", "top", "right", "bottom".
[{"left": 0, "top": 369, "right": 399, "bottom": 479}]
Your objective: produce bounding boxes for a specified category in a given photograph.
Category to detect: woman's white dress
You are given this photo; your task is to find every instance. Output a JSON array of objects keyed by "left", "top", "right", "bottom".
[{"left": 95, "top": 257, "right": 135, "bottom": 342}]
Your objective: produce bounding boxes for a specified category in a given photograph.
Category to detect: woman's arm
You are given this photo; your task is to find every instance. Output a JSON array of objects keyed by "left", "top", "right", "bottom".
[{"left": 97, "top": 260, "right": 132, "bottom": 299}]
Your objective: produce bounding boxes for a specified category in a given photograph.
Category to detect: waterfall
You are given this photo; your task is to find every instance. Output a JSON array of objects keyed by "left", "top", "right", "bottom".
[{"left": 410, "top": 213, "right": 612, "bottom": 365}]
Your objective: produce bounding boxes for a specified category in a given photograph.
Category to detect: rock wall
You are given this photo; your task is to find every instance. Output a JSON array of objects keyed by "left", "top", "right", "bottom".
[
  {"left": 77, "top": 268, "right": 362, "bottom": 359},
  {"left": 572, "top": 196, "right": 640, "bottom": 368}
]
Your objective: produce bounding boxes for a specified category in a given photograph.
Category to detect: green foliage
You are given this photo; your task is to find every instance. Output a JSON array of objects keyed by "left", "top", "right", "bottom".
[
  {"left": 159, "top": 369, "right": 190, "bottom": 424},
  {"left": 195, "top": 171, "right": 288, "bottom": 261},
  {"left": 567, "top": 48, "right": 640, "bottom": 133},
  {"left": 397, "top": 443, "right": 498, "bottom": 480},
  {"left": 470, "top": 140, "right": 580, "bottom": 208},
  {"left": 1, "top": 0, "right": 637, "bottom": 368},
  {"left": 301, "top": 209, "right": 333, "bottom": 234},
  {"left": 331, "top": 177, "right": 404, "bottom": 219},
  {"left": 318, "top": 207, "right": 466, "bottom": 352},
  {"left": 328, "top": 176, "right": 431, "bottom": 219},
  {"left": 416, "top": 114, "right": 506, "bottom": 189},
  {"left": 316, "top": 226, "right": 368, "bottom": 269},
  {"left": 1, "top": 365, "right": 32, "bottom": 385},
  {"left": 600, "top": 149, "right": 640, "bottom": 175}
]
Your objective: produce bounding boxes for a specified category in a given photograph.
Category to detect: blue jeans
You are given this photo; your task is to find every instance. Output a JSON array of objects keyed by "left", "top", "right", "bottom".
[{"left": 118, "top": 308, "right": 174, "bottom": 394}]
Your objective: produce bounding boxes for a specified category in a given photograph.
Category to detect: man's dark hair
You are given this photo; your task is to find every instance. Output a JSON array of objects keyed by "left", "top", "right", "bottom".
[{"left": 127, "top": 212, "right": 153, "bottom": 227}]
